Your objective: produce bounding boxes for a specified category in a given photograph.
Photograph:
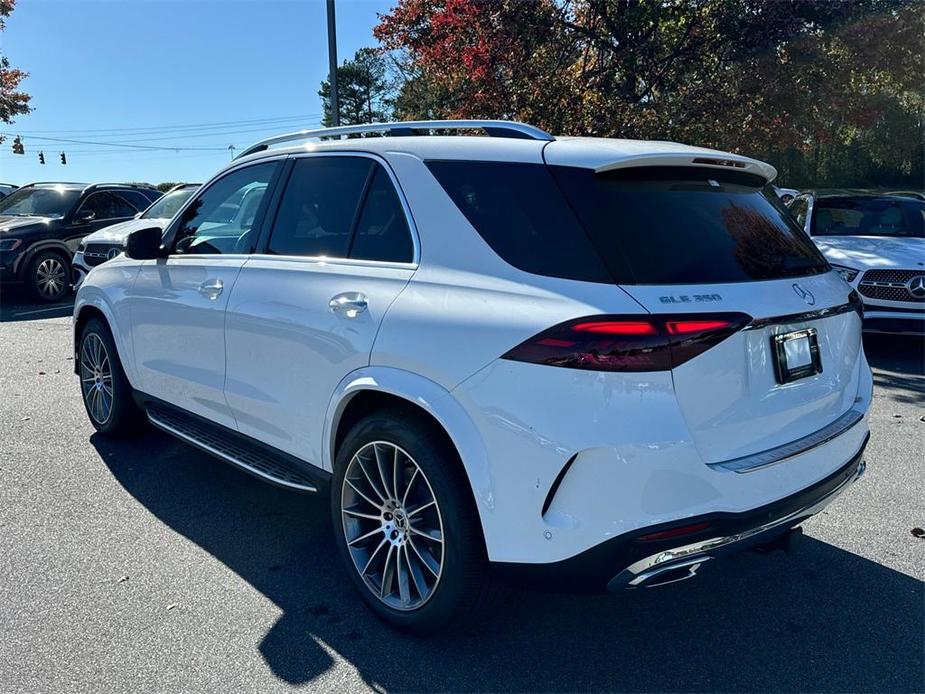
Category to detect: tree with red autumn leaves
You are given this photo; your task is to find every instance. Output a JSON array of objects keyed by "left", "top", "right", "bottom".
[
  {"left": 0, "top": 0, "right": 31, "bottom": 131},
  {"left": 373, "top": 0, "right": 923, "bottom": 188}
]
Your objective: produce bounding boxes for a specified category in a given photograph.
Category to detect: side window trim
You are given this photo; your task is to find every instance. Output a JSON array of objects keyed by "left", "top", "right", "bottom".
[
  {"left": 252, "top": 151, "right": 420, "bottom": 266},
  {"left": 344, "top": 163, "right": 379, "bottom": 259},
  {"left": 161, "top": 159, "right": 285, "bottom": 257}
]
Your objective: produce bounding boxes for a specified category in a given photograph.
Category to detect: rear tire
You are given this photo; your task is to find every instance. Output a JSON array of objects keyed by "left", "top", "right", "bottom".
[
  {"left": 26, "top": 250, "right": 70, "bottom": 303},
  {"left": 78, "top": 317, "right": 143, "bottom": 436},
  {"left": 331, "top": 409, "right": 490, "bottom": 634}
]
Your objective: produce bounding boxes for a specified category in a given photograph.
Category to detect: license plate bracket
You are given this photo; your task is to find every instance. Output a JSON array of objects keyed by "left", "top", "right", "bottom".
[{"left": 772, "top": 328, "right": 822, "bottom": 384}]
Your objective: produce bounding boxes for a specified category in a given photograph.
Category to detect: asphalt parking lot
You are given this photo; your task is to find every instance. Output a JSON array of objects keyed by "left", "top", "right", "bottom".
[{"left": 1, "top": 293, "right": 923, "bottom": 694}]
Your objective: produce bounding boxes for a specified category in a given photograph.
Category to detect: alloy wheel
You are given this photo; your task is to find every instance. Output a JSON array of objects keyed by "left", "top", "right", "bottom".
[
  {"left": 36, "top": 257, "right": 68, "bottom": 299},
  {"left": 79, "top": 333, "right": 113, "bottom": 425},
  {"left": 341, "top": 441, "right": 445, "bottom": 611}
]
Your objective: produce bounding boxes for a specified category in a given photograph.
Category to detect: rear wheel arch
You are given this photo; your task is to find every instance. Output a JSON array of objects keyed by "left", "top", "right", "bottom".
[
  {"left": 333, "top": 391, "right": 472, "bottom": 502},
  {"left": 326, "top": 371, "right": 495, "bottom": 541}
]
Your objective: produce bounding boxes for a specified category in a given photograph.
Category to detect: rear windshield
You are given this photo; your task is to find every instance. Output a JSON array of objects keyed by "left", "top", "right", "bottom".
[
  {"left": 551, "top": 166, "right": 830, "bottom": 284},
  {"left": 427, "top": 162, "right": 829, "bottom": 285},
  {"left": 811, "top": 197, "right": 924, "bottom": 238}
]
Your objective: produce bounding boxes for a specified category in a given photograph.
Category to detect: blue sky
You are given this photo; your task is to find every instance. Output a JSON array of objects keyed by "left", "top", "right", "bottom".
[{"left": 1, "top": 0, "right": 393, "bottom": 185}]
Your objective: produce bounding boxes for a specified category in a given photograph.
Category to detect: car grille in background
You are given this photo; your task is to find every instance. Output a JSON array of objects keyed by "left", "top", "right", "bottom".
[
  {"left": 858, "top": 269, "right": 925, "bottom": 303},
  {"left": 82, "top": 243, "right": 121, "bottom": 267}
]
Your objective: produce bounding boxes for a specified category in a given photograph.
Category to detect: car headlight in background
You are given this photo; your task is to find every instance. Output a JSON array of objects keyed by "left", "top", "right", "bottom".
[
  {"left": 0, "top": 238, "right": 22, "bottom": 252},
  {"left": 77, "top": 240, "right": 87, "bottom": 253},
  {"left": 831, "top": 264, "right": 859, "bottom": 283}
]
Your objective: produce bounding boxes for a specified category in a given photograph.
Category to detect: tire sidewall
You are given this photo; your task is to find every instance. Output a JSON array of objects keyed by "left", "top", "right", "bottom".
[
  {"left": 78, "top": 318, "right": 135, "bottom": 436},
  {"left": 27, "top": 250, "right": 70, "bottom": 303},
  {"left": 331, "top": 411, "right": 481, "bottom": 633}
]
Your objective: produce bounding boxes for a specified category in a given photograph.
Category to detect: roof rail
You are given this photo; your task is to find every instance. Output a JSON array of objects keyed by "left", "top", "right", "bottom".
[
  {"left": 84, "top": 182, "right": 159, "bottom": 191},
  {"left": 237, "top": 119, "right": 555, "bottom": 159}
]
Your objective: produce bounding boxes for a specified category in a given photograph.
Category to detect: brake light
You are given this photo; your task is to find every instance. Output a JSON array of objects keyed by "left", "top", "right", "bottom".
[
  {"left": 665, "top": 319, "right": 734, "bottom": 335},
  {"left": 502, "top": 313, "right": 751, "bottom": 372},
  {"left": 573, "top": 320, "right": 659, "bottom": 335}
]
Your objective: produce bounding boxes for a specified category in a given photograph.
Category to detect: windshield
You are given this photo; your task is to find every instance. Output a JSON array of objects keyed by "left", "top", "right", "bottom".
[
  {"left": 141, "top": 187, "right": 196, "bottom": 220},
  {"left": 812, "top": 197, "right": 924, "bottom": 238},
  {"left": 0, "top": 186, "right": 81, "bottom": 218}
]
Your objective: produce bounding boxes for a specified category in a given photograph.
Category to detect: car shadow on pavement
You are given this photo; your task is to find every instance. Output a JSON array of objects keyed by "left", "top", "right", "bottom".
[
  {"left": 91, "top": 430, "right": 924, "bottom": 693},
  {"left": 863, "top": 334, "right": 924, "bottom": 406},
  {"left": 0, "top": 290, "right": 74, "bottom": 322},
  {"left": 864, "top": 333, "right": 924, "bottom": 376}
]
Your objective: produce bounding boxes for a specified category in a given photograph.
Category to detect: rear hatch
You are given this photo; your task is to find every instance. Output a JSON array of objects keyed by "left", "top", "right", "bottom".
[{"left": 548, "top": 163, "right": 863, "bottom": 464}]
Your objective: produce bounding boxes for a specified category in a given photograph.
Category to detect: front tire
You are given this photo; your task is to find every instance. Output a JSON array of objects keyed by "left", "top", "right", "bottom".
[
  {"left": 26, "top": 250, "right": 70, "bottom": 303},
  {"left": 78, "top": 317, "right": 143, "bottom": 436},
  {"left": 332, "top": 409, "right": 489, "bottom": 634}
]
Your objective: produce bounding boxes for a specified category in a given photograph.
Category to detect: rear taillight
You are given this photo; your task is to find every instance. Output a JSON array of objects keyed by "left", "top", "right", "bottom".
[{"left": 502, "top": 313, "right": 751, "bottom": 372}]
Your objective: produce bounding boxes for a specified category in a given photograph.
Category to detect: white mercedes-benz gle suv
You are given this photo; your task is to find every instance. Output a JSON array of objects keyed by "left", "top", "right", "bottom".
[
  {"left": 74, "top": 120, "right": 872, "bottom": 633},
  {"left": 788, "top": 191, "right": 924, "bottom": 335}
]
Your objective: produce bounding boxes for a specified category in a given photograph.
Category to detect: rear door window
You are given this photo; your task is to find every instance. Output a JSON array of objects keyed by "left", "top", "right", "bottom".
[
  {"left": 425, "top": 161, "right": 612, "bottom": 283},
  {"left": 267, "top": 157, "right": 373, "bottom": 258},
  {"left": 117, "top": 190, "right": 154, "bottom": 211},
  {"left": 551, "top": 166, "right": 830, "bottom": 284},
  {"left": 349, "top": 166, "right": 414, "bottom": 263},
  {"left": 79, "top": 192, "right": 137, "bottom": 220}
]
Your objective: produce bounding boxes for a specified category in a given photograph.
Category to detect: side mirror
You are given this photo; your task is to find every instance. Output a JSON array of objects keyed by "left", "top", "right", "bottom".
[
  {"left": 125, "top": 226, "right": 164, "bottom": 260},
  {"left": 75, "top": 209, "right": 96, "bottom": 224}
]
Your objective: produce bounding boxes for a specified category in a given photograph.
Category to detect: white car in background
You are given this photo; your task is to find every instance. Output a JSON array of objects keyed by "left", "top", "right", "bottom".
[
  {"left": 774, "top": 186, "right": 800, "bottom": 204},
  {"left": 788, "top": 192, "right": 925, "bottom": 335},
  {"left": 71, "top": 183, "right": 200, "bottom": 289},
  {"left": 74, "top": 120, "right": 871, "bottom": 633}
]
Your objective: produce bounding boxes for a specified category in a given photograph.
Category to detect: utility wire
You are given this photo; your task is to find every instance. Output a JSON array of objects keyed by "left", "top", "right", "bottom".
[
  {"left": 12, "top": 113, "right": 323, "bottom": 136},
  {"left": 0, "top": 133, "right": 229, "bottom": 151}
]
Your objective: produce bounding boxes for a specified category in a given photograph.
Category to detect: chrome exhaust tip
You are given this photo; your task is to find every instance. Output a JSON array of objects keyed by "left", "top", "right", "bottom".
[{"left": 609, "top": 556, "right": 713, "bottom": 591}]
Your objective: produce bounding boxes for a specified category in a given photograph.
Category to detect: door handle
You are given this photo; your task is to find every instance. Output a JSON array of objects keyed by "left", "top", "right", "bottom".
[
  {"left": 198, "top": 278, "right": 224, "bottom": 300},
  {"left": 329, "top": 292, "right": 368, "bottom": 317}
]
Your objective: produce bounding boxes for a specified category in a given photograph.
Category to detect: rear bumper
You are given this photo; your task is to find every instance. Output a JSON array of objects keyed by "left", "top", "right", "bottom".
[{"left": 493, "top": 434, "right": 868, "bottom": 592}]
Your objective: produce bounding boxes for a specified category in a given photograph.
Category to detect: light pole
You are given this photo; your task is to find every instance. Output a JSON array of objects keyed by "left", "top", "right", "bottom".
[{"left": 326, "top": 0, "right": 339, "bottom": 127}]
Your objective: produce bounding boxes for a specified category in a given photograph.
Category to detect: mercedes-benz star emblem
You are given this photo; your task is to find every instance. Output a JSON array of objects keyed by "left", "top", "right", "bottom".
[
  {"left": 792, "top": 283, "right": 816, "bottom": 306},
  {"left": 906, "top": 275, "right": 925, "bottom": 299},
  {"left": 106, "top": 247, "right": 121, "bottom": 260}
]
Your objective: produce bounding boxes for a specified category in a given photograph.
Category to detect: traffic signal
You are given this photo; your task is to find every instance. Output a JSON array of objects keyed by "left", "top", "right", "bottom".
[
  {"left": 12, "top": 136, "right": 24, "bottom": 155},
  {"left": 38, "top": 151, "right": 45, "bottom": 165},
  {"left": 60, "top": 152, "right": 67, "bottom": 165}
]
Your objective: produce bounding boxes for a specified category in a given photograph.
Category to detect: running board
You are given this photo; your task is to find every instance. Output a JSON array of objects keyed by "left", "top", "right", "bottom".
[{"left": 146, "top": 404, "right": 320, "bottom": 493}]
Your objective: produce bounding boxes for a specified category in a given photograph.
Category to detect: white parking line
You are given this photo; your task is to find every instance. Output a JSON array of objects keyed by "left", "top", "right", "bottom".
[{"left": 13, "top": 305, "right": 74, "bottom": 317}]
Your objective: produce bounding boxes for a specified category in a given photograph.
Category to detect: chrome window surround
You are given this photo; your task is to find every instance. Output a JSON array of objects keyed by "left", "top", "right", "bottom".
[
  {"left": 708, "top": 407, "right": 865, "bottom": 473},
  {"left": 258, "top": 150, "right": 421, "bottom": 268}
]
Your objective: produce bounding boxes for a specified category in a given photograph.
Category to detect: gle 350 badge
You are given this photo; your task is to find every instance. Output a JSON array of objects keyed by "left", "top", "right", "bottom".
[{"left": 659, "top": 293, "right": 723, "bottom": 304}]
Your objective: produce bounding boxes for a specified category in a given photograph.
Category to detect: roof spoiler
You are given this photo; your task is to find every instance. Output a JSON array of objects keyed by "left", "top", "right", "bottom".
[{"left": 593, "top": 153, "right": 777, "bottom": 183}]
